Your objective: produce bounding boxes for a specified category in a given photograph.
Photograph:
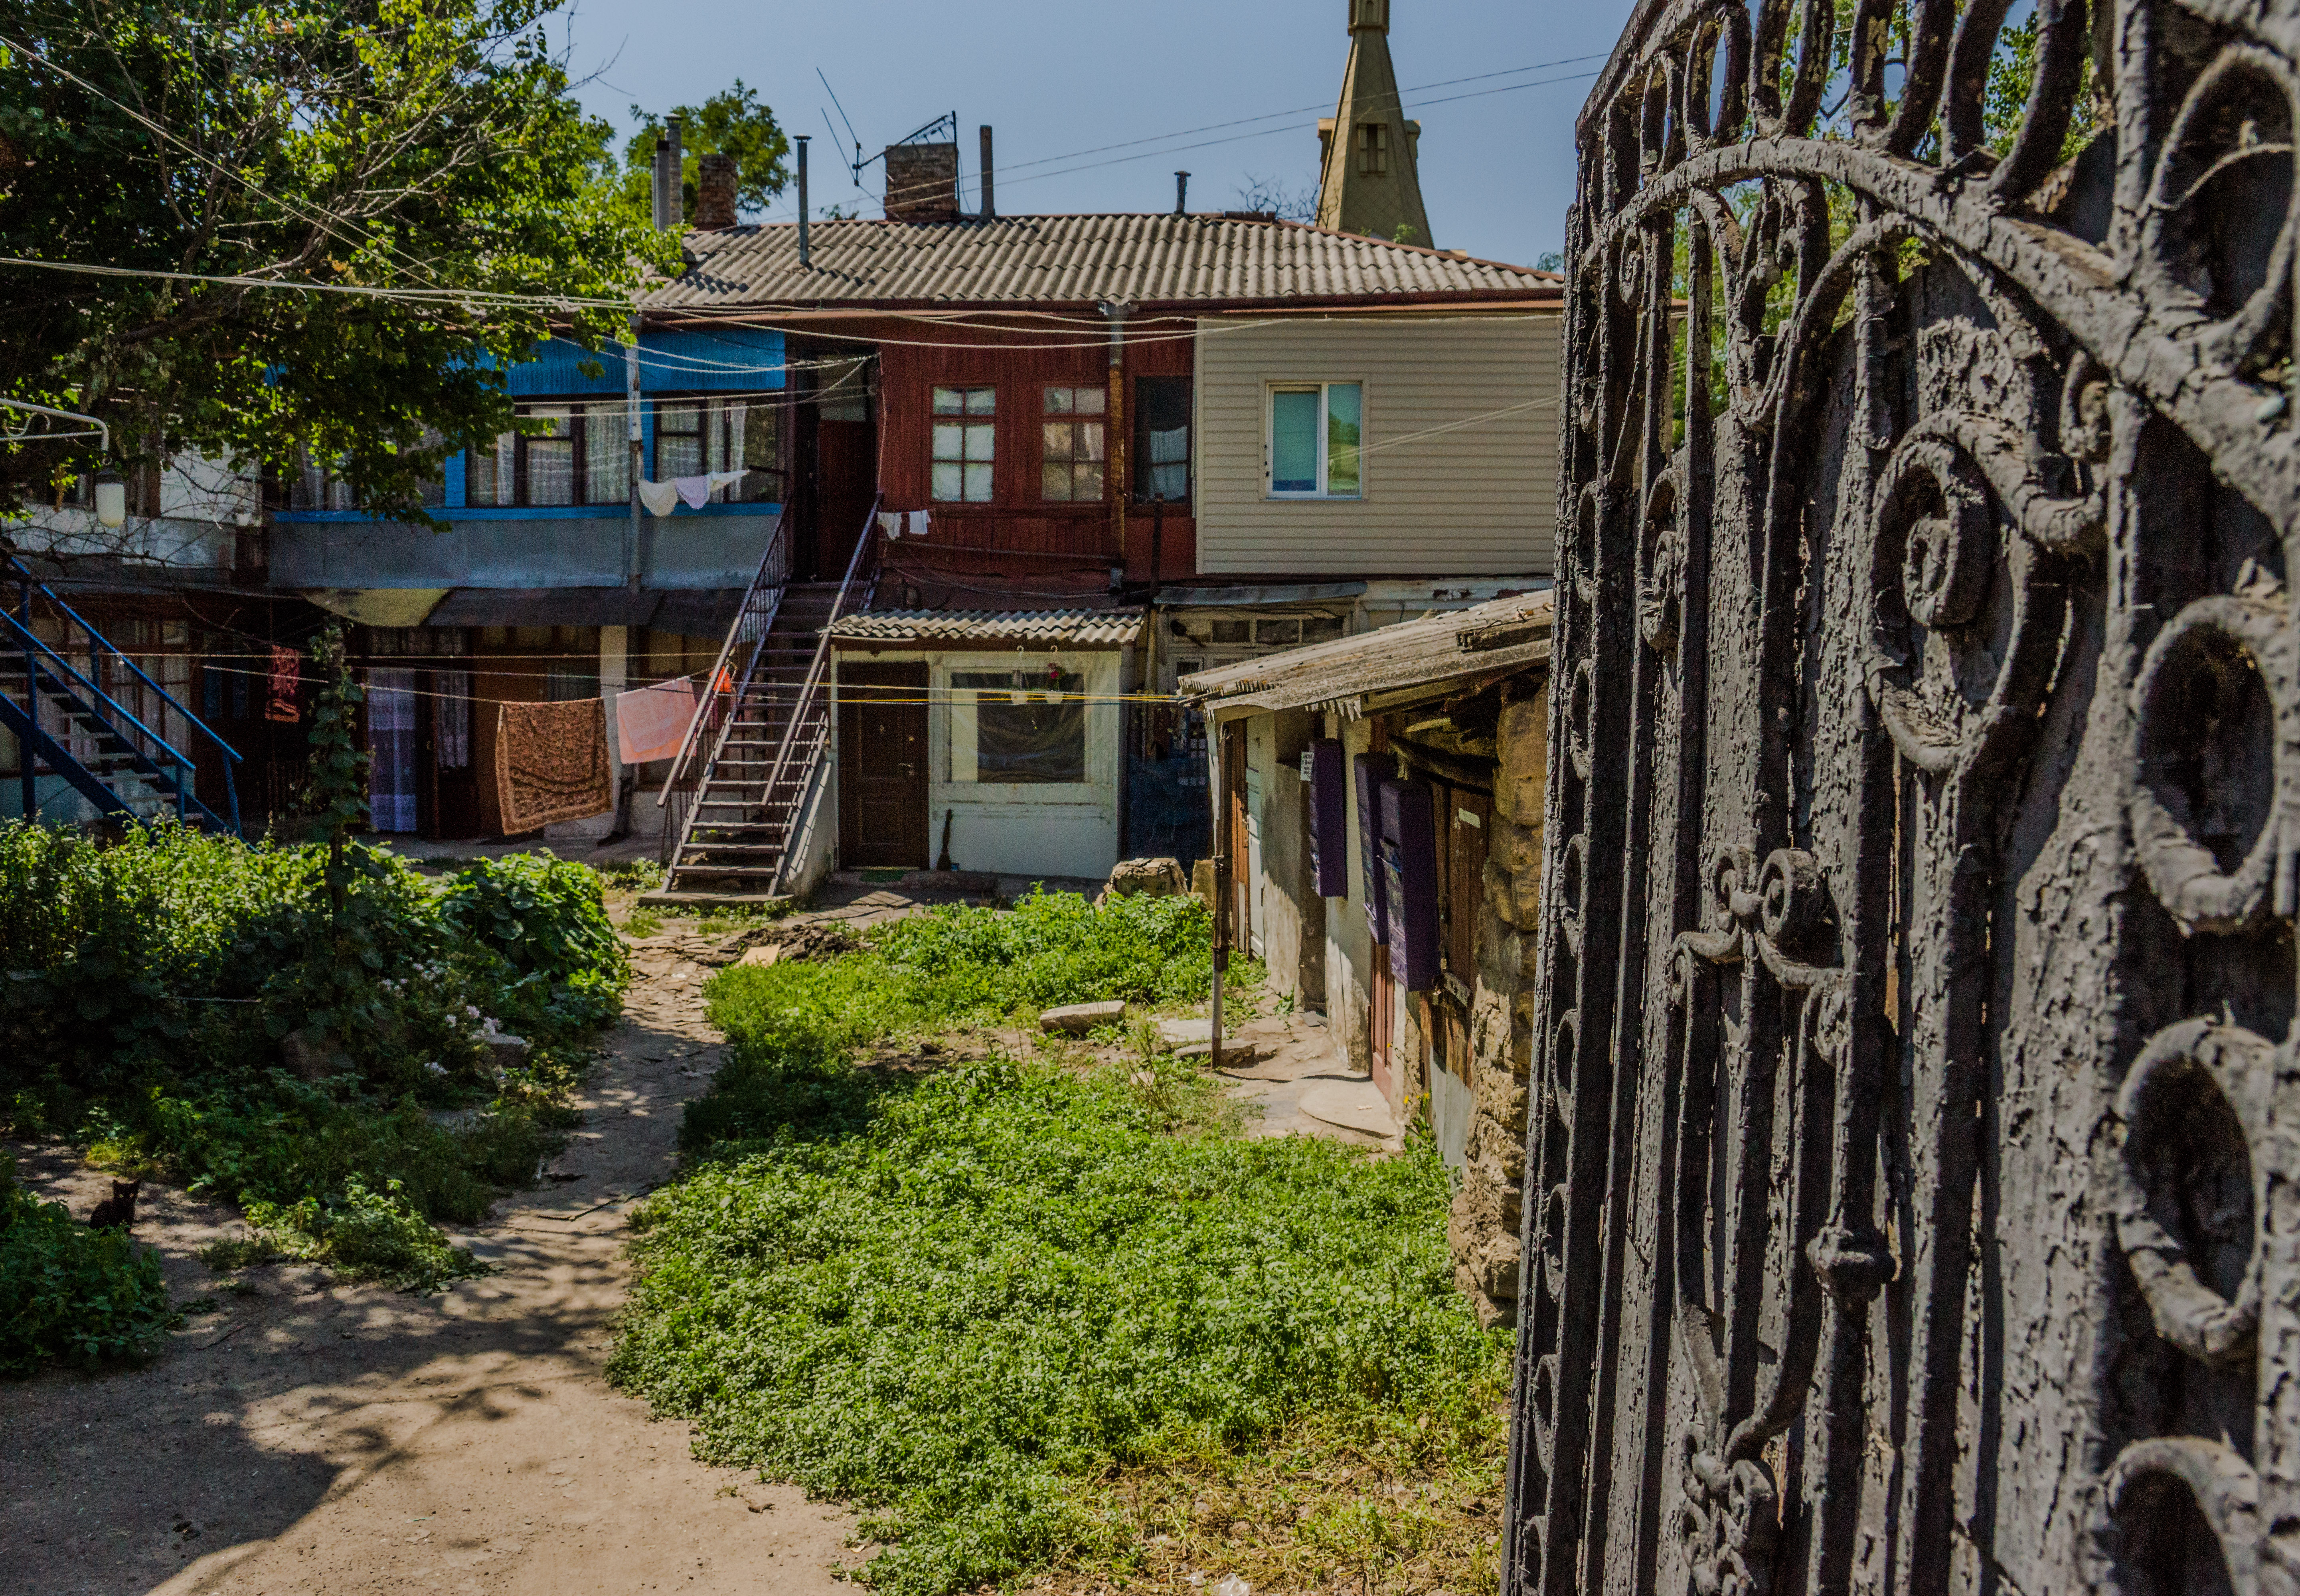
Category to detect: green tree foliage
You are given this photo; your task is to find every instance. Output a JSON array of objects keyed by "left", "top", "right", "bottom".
[
  {"left": 0, "top": 0, "right": 679, "bottom": 522},
  {"left": 620, "top": 79, "right": 791, "bottom": 223}
]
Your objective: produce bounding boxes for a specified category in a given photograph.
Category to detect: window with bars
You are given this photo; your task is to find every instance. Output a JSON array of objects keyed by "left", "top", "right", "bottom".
[
  {"left": 652, "top": 399, "right": 784, "bottom": 501},
  {"left": 932, "top": 387, "right": 996, "bottom": 502},
  {"left": 1040, "top": 385, "right": 1107, "bottom": 502}
]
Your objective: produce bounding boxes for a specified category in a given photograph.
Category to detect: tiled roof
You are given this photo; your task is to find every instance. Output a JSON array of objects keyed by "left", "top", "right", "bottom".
[
  {"left": 642, "top": 215, "right": 1559, "bottom": 313},
  {"left": 830, "top": 608, "right": 1146, "bottom": 647}
]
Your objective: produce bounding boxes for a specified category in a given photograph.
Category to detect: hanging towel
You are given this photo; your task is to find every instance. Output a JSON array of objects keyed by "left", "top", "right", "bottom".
[
  {"left": 673, "top": 474, "right": 713, "bottom": 510},
  {"left": 494, "top": 699, "right": 613, "bottom": 832},
  {"left": 265, "top": 645, "right": 301, "bottom": 723},
  {"left": 707, "top": 469, "right": 745, "bottom": 495},
  {"left": 907, "top": 509, "right": 932, "bottom": 539},
  {"left": 612, "top": 677, "right": 699, "bottom": 767},
  {"left": 877, "top": 510, "right": 903, "bottom": 539},
  {"left": 637, "top": 478, "right": 682, "bottom": 517}
]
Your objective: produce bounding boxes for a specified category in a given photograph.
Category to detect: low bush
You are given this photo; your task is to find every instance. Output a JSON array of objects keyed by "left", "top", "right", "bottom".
[
  {"left": 613, "top": 893, "right": 1499, "bottom": 1595},
  {"left": 1, "top": 1170, "right": 175, "bottom": 1376},
  {"left": 244, "top": 1173, "right": 491, "bottom": 1293},
  {"left": 0, "top": 820, "right": 625, "bottom": 1302}
]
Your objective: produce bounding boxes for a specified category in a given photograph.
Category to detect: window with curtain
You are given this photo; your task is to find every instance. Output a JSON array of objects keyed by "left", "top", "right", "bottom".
[
  {"left": 1040, "top": 386, "right": 1106, "bottom": 501},
  {"left": 524, "top": 407, "right": 575, "bottom": 506},
  {"left": 1134, "top": 376, "right": 1191, "bottom": 502},
  {"left": 950, "top": 670, "right": 1086, "bottom": 783},
  {"left": 1267, "top": 382, "right": 1363, "bottom": 498},
  {"left": 652, "top": 399, "right": 783, "bottom": 502},
  {"left": 931, "top": 387, "right": 996, "bottom": 502},
  {"left": 582, "top": 403, "right": 629, "bottom": 504},
  {"left": 463, "top": 405, "right": 645, "bottom": 507}
]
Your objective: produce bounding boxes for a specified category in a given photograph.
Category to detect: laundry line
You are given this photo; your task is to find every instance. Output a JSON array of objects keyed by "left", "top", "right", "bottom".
[{"left": 196, "top": 659, "right": 1191, "bottom": 711}]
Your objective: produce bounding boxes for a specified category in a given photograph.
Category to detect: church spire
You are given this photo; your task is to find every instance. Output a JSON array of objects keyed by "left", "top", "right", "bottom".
[{"left": 1314, "top": 0, "right": 1435, "bottom": 247}]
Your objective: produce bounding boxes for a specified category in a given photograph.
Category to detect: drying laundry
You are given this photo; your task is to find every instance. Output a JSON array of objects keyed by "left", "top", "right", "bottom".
[
  {"left": 265, "top": 645, "right": 301, "bottom": 723},
  {"left": 637, "top": 478, "right": 682, "bottom": 517},
  {"left": 877, "top": 510, "right": 903, "bottom": 538},
  {"left": 612, "top": 676, "right": 700, "bottom": 767},
  {"left": 494, "top": 699, "right": 613, "bottom": 832},
  {"left": 907, "top": 509, "right": 931, "bottom": 538}
]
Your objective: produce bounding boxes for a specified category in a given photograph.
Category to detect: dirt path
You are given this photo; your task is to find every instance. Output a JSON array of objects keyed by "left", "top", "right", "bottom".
[{"left": 0, "top": 941, "right": 863, "bottom": 1596}]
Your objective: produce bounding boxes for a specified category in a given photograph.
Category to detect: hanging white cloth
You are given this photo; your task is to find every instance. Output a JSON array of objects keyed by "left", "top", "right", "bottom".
[
  {"left": 907, "top": 509, "right": 931, "bottom": 538},
  {"left": 638, "top": 478, "right": 681, "bottom": 517},
  {"left": 877, "top": 510, "right": 903, "bottom": 538},
  {"left": 674, "top": 474, "right": 712, "bottom": 509}
]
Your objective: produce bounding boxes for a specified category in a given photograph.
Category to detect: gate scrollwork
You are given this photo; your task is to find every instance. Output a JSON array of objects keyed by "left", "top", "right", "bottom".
[{"left": 1506, "top": 0, "right": 2300, "bottom": 1584}]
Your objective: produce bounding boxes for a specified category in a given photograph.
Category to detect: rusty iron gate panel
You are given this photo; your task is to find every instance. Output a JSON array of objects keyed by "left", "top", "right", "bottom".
[{"left": 1504, "top": 0, "right": 2300, "bottom": 1589}]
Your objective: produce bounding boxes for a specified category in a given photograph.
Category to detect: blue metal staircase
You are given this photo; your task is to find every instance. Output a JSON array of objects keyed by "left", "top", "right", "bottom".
[{"left": 2, "top": 554, "right": 241, "bottom": 833}]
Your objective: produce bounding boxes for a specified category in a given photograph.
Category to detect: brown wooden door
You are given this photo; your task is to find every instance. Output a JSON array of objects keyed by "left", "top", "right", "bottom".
[
  {"left": 838, "top": 663, "right": 927, "bottom": 868},
  {"left": 814, "top": 420, "right": 877, "bottom": 579}
]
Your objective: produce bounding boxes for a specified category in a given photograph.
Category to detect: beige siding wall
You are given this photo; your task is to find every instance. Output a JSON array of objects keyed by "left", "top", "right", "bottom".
[{"left": 1193, "top": 311, "right": 1558, "bottom": 576}]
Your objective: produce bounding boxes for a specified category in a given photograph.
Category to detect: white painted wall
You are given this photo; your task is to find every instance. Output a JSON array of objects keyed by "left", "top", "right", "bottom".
[{"left": 832, "top": 647, "right": 1125, "bottom": 882}]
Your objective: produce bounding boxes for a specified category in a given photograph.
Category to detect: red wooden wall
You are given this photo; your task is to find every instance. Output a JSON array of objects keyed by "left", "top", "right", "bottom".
[{"left": 814, "top": 314, "right": 1197, "bottom": 585}]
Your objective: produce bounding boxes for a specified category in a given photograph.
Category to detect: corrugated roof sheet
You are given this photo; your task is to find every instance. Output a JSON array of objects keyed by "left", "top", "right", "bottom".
[
  {"left": 830, "top": 608, "right": 1146, "bottom": 647},
  {"left": 1180, "top": 591, "right": 1554, "bottom": 711},
  {"left": 643, "top": 215, "right": 1559, "bottom": 312}
]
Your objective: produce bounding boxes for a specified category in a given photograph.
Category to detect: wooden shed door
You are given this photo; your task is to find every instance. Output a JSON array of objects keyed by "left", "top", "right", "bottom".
[{"left": 838, "top": 663, "right": 927, "bottom": 868}]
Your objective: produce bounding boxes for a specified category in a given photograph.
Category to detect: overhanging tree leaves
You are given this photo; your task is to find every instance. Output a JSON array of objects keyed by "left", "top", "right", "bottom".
[
  {"left": 620, "top": 79, "right": 791, "bottom": 223},
  {"left": 0, "top": 0, "right": 682, "bottom": 524}
]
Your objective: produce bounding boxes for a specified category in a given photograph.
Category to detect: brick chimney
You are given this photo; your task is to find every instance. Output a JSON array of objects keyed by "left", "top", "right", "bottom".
[
  {"left": 884, "top": 140, "right": 960, "bottom": 223},
  {"left": 694, "top": 152, "right": 739, "bottom": 229}
]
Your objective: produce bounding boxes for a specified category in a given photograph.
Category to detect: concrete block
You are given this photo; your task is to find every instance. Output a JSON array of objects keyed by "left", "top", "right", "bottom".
[
  {"left": 1041, "top": 1001, "right": 1126, "bottom": 1035},
  {"left": 1156, "top": 1017, "right": 1213, "bottom": 1048}
]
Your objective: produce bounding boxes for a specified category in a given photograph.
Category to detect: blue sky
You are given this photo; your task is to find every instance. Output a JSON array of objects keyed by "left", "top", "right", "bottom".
[{"left": 556, "top": 0, "right": 1638, "bottom": 268}]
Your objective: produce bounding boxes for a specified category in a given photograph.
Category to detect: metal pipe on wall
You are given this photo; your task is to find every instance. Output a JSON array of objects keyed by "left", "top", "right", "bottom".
[
  {"left": 797, "top": 136, "right": 811, "bottom": 267},
  {"left": 1209, "top": 714, "right": 1227, "bottom": 1073},
  {"left": 625, "top": 314, "right": 643, "bottom": 594}
]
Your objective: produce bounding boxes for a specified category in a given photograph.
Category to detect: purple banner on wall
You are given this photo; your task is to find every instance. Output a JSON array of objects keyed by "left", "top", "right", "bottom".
[
  {"left": 1379, "top": 777, "right": 1439, "bottom": 992},
  {"left": 1354, "top": 752, "right": 1389, "bottom": 942},
  {"left": 1308, "top": 739, "right": 1347, "bottom": 897}
]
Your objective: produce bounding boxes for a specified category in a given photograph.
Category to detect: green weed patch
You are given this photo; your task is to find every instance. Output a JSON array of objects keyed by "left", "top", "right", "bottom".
[
  {"left": 611, "top": 893, "right": 1502, "bottom": 1595},
  {"left": 0, "top": 821, "right": 625, "bottom": 1304},
  {"left": 0, "top": 1156, "right": 174, "bottom": 1376}
]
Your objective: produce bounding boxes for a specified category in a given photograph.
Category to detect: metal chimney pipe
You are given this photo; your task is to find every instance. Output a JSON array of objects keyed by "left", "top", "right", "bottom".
[
  {"left": 1175, "top": 170, "right": 1190, "bottom": 215},
  {"left": 797, "top": 136, "right": 811, "bottom": 267},
  {"left": 979, "top": 125, "right": 995, "bottom": 219}
]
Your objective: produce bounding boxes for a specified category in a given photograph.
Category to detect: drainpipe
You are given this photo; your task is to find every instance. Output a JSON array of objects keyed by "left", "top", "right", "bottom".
[
  {"left": 625, "top": 315, "right": 643, "bottom": 594},
  {"left": 1209, "top": 711, "right": 1226, "bottom": 1073},
  {"left": 1101, "top": 298, "right": 1131, "bottom": 578},
  {"left": 797, "top": 136, "right": 812, "bottom": 268}
]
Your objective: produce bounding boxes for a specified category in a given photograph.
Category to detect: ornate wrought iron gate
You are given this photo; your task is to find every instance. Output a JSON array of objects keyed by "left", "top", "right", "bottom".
[{"left": 1505, "top": 0, "right": 2300, "bottom": 1588}]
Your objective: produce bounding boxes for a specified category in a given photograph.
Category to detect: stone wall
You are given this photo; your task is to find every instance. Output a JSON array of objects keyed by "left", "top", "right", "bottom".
[{"left": 1448, "top": 672, "right": 1547, "bottom": 1329}]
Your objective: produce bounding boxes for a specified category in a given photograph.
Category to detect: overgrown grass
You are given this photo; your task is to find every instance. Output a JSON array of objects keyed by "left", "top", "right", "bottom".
[
  {"left": 611, "top": 891, "right": 1502, "bottom": 1596},
  {"left": 0, "top": 1152, "right": 175, "bottom": 1376},
  {"left": 0, "top": 822, "right": 625, "bottom": 1307}
]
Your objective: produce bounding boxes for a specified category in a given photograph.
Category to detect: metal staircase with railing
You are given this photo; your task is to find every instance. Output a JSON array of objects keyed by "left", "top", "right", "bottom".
[
  {"left": 656, "top": 499, "right": 883, "bottom": 900},
  {"left": 1, "top": 553, "right": 241, "bottom": 833}
]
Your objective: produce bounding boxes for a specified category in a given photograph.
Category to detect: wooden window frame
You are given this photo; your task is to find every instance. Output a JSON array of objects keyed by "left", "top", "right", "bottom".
[{"left": 1039, "top": 385, "right": 1108, "bottom": 503}]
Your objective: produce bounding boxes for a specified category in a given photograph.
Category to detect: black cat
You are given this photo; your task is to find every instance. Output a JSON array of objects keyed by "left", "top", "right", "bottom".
[{"left": 87, "top": 1178, "right": 140, "bottom": 1231}]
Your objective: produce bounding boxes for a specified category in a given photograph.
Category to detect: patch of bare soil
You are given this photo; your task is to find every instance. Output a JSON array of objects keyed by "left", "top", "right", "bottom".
[{"left": 0, "top": 932, "right": 864, "bottom": 1596}]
